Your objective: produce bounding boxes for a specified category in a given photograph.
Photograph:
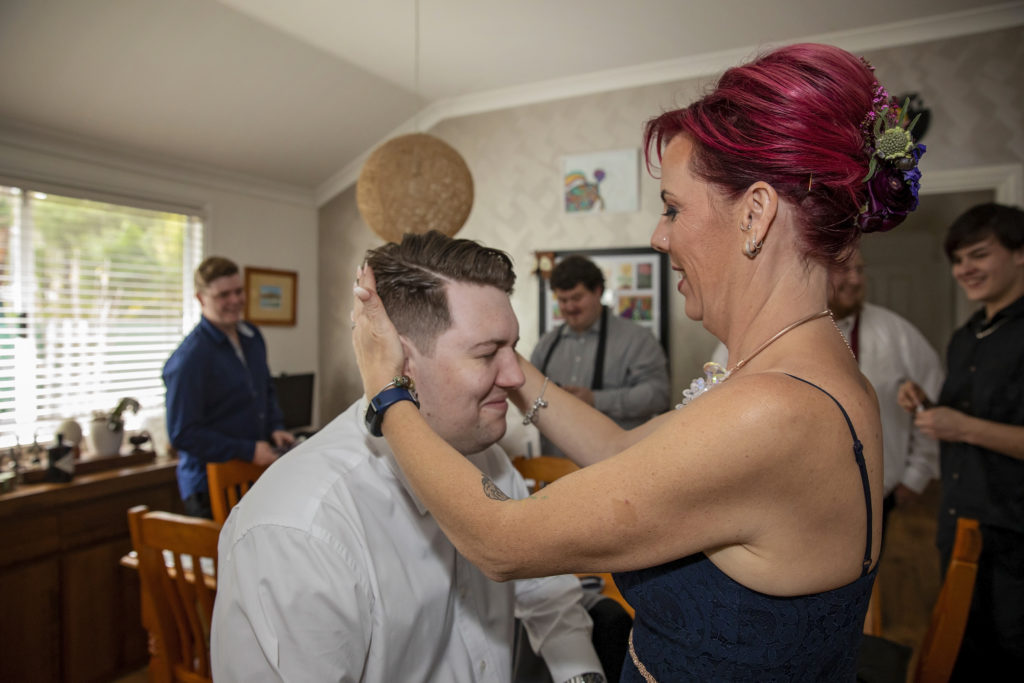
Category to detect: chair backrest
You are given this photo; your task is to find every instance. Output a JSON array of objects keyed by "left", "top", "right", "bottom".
[
  {"left": 913, "top": 517, "right": 983, "bottom": 683},
  {"left": 207, "top": 460, "right": 269, "bottom": 525},
  {"left": 511, "top": 455, "right": 579, "bottom": 493},
  {"left": 128, "top": 505, "right": 221, "bottom": 683},
  {"left": 863, "top": 576, "right": 883, "bottom": 637}
]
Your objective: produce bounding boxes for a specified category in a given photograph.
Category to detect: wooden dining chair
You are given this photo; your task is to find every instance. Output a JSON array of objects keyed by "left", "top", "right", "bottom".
[
  {"left": 857, "top": 516, "right": 983, "bottom": 683},
  {"left": 863, "top": 577, "right": 883, "bottom": 637},
  {"left": 206, "top": 460, "right": 269, "bottom": 525},
  {"left": 913, "top": 516, "right": 983, "bottom": 683},
  {"left": 510, "top": 455, "right": 579, "bottom": 492},
  {"left": 510, "top": 454, "right": 635, "bottom": 619},
  {"left": 127, "top": 505, "right": 221, "bottom": 683}
]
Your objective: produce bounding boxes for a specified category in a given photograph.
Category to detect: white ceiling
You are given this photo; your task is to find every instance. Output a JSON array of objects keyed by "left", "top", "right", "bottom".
[{"left": 0, "top": 0, "right": 1021, "bottom": 205}]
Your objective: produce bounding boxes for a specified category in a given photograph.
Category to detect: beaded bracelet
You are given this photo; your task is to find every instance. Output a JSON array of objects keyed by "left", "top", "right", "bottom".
[
  {"left": 522, "top": 377, "right": 551, "bottom": 425},
  {"left": 378, "top": 375, "right": 415, "bottom": 394}
]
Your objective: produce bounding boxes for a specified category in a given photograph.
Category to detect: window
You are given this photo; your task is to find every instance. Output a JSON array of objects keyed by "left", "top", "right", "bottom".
[{"left": 0, "top": 183, "right": 203, "bottom": 449}]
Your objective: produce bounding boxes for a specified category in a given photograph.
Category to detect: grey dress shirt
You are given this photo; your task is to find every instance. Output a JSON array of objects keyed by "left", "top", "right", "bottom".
[{"left": 530, "top": 310, "right": 670, "bottom": 457}]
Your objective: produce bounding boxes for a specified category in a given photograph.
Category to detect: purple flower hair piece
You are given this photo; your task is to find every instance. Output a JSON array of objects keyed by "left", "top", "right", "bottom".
[
  {"left": 858, "top": 143, "right": 925, "bottom": 233},
  {"left": 857, "top": 94, "right": 926, "bottom": 233}
]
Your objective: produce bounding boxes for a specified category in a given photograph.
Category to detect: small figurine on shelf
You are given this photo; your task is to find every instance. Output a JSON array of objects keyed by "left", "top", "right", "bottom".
[
  {"left": 45, "top": 434, "right": 74, "bottom": 483},
  {"left": 56, "top": 418, "right": 84, "bottom": 459},
  {"left": 128, "top": 431, "right": 151, "bottom": 453},
  {"left": 27, "top": 433, "right": 44, "bottom": 466}
]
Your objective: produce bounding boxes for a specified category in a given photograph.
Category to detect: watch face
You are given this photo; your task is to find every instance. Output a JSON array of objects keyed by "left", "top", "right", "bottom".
[{"left": 365, "top": 401, "right": 382, "bottom": 436}]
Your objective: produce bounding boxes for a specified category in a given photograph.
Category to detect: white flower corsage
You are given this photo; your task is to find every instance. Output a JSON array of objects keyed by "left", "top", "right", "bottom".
[{"left": 676, "top": 361, "right": 729, "bottom": 409}]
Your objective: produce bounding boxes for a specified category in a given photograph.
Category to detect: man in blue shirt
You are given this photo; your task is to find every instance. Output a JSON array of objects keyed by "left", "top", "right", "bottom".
[{"left": 163, "top": 256, "right": 294, "bottom": 518}]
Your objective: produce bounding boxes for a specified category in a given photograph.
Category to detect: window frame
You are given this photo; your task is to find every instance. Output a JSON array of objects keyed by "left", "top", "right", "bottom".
[{"left": 0, "top": 178, "right": 204, "bottom": 450}]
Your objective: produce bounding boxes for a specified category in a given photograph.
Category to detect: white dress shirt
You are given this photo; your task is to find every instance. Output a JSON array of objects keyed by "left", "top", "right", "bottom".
[
  {"left": 710, "top": 304, "right": 943, "bottom": 495},
  {"left": 834, "top": 303, "right": 944, "bottom": 495},
  {"left": 212, "top": 399, "right": 602, "bottom": 683}
]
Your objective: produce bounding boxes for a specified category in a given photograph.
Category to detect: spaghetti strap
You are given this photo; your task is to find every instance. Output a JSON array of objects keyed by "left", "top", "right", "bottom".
[{"left": 784, "top": 373, "right": 874, "bottom": 576}]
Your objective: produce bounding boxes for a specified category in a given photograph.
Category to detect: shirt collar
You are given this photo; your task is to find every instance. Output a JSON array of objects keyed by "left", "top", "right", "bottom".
[
  {"left": 833, "top": 312, "right": 857, "bottom": 338},
  {"left": 969, "top": 293, "right": 1024, "bottom": 334},
  {"left": 558, "top": 307, "right": 604, "bottom": 338},
  {"left": 200, "top": 316, "right": 255, "bottom": 341},
  {"left": 357, "top": 396, "right": 430, "bottom": 516}
]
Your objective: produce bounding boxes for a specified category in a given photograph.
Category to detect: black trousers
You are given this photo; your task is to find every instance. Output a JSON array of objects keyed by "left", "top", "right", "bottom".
[
  {"left": 182, "top": 489, "right": 213, "bottom": 520},
  {"left": 513, "top": 596, "right": 632, "bottom": 683}
]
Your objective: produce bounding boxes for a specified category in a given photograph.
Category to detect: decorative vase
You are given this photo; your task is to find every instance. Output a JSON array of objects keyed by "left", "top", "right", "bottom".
[{"left": 88, "top": 418, "right": 124, "bottom": 457}]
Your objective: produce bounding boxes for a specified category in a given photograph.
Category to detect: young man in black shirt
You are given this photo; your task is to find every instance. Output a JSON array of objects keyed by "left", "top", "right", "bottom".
[{"left": 899, "top": 203, "right": 1024, "bottom": 680}]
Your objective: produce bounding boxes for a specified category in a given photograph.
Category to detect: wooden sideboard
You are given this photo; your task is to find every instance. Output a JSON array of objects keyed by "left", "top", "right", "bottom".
[{"left": 0, "top": 454, "right": 182, "bottom": 683}]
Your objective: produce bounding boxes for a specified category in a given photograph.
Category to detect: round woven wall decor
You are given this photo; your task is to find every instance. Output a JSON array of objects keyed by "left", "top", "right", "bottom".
[{"left": 356, "top": 133, "right": 474, "bottom": 243}]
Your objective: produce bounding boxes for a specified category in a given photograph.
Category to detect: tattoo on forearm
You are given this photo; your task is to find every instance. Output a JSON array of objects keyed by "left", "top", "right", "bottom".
[{"left": 481, "top": 476, "right": 510, "bottom": 501}]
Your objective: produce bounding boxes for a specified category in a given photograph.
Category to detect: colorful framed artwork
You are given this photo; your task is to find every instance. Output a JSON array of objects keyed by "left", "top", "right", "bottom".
[
  {"left": 537, "top": 247, "right": 669, "bottom": 348},
  {"left": 561, "top": 148, "right": 639, "bottom": 213},
  {"left": 244, "top": 267, "right": 297, "bottom": 326}
]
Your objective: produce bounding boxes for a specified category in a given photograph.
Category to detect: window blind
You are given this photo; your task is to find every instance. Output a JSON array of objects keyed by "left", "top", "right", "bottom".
[{"left": 0, "top": 184, "right": 203, "bottom": 449}]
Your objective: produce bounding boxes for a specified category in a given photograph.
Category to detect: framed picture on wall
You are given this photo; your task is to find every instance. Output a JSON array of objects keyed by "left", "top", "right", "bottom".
[
  {"left": 244, "top": 266, "right": 297, "bottom": 326},
  {"left": 561, "top": 148, "right": 639, "bottom": 213},
  {"left": 537, "top": 247, "right": 669, "bottom": 349}
]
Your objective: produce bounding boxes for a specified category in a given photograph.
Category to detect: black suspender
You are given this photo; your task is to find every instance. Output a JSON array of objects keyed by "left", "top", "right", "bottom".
[
  {"left": 592, "top": 306, "right": 608, "bottom": 390},
  {"left": 540, "top": 306, "right": 608, "bottom": 390}
]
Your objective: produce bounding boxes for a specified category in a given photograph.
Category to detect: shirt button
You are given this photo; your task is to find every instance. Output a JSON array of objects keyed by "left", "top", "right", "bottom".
[
  {"left": 960, "top": 401, "right": 970, "bottom": 410},
  {"left": 969, "top": 365, "right": 976, "bottom": 372},
  {"left": 952, "top": 472, "right": 960, "bottom": 480},
  {"left": 948, "top": 508, "right": 957, "bottom": 516}
]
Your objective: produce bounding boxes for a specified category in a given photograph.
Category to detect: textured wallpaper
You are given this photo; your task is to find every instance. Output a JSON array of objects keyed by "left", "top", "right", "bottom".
[{"left": 318, "top": 26, "right": 1024, "bottom": 426}]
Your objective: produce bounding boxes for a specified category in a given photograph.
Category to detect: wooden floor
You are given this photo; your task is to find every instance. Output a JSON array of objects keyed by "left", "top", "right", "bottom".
[
  {"left": 875, "top": 479, "right": 944, "bottom": 674},
  {"left": 111, "top": 668, "right": 147, "bottom": 683}
]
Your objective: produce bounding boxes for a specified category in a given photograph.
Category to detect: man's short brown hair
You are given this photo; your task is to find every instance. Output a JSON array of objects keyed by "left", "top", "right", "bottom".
[
  {"left": 194, "top": 256, "right": 239, "bottom": 293},
  {"left": 550, "top": 255, "right": 605, "bottom": 293},
  {"left": 365, "top": 231, "right": 515, "bottom": 355}
]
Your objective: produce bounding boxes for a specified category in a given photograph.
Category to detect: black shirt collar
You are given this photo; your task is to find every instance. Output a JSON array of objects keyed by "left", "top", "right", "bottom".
[{"left": 969, "top": 293, "right": 1024, "bottom": 335}]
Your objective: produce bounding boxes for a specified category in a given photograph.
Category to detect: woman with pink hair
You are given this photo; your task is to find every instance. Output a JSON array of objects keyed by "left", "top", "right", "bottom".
[{"left": 353, "top": 43, "right": 924, "bottom": 681}]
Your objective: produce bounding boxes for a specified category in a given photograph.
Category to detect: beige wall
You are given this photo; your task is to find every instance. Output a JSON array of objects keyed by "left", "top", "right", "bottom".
[{"left": 318, "top": 27, "right": 1024, "bottom": 425}]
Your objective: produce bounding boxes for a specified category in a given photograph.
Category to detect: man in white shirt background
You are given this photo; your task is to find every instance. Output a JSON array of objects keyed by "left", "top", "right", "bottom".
[
  {"left": 711, "top": 246, "right": 944, "bottom": 533},
  {"left": 212, "top": 231, "right": 607, "bottom": 683},
  {"left": 827, "top": 248, "right": 945, "bottom": 530}
]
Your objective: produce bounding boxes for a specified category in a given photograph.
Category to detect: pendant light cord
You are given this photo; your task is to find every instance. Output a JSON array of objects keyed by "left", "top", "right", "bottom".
[{"left": 413, "top": 0, "right": 422, "bottom": 132}]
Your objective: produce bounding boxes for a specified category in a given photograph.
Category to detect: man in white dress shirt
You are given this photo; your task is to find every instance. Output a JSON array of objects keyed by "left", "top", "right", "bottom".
[
  {"left": 827, "top": 248, "right": 944, "bottom": 528},
  {"left": 711, "top": 247, "right": 943, "bottom": 530},
  {"left": 212, "top": 231, "right": 606, "bottom": 683}
]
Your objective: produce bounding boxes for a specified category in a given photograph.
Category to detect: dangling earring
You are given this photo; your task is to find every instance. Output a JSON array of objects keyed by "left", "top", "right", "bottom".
[
  {"left": 744, "top": 236, "right": 763, "bottom": 258},
  {"left": 740, "top": 217, "right": 753, "bottom": 232}
]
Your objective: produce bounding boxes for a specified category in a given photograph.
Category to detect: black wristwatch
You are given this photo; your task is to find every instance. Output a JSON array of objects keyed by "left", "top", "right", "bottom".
[{"left": 365, "top": 386, "right": 419, "bottom": 437}]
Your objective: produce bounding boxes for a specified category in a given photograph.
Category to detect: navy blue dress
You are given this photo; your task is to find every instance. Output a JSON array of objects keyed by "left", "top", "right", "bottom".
[{"left": 614, "top": 376, "right": 877, "bottom": 681}]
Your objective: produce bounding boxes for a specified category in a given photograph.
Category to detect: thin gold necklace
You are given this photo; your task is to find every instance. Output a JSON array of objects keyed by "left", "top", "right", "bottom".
[
  {"left": 723, "top": 308, "right": 831, "bottom": 379},
  {"left": 676, "top": 308, "right": 833, "bottom": 409}
]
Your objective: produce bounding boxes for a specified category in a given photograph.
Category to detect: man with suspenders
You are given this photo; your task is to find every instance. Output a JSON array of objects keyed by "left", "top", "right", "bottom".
[{"left": 530, "top": 255, "right": 670, "bottom": 458}]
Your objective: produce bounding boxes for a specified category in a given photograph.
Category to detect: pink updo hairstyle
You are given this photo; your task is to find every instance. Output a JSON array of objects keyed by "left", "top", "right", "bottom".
[{"left": 644, "top": 43, "right": 899, "bottom": 264}]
